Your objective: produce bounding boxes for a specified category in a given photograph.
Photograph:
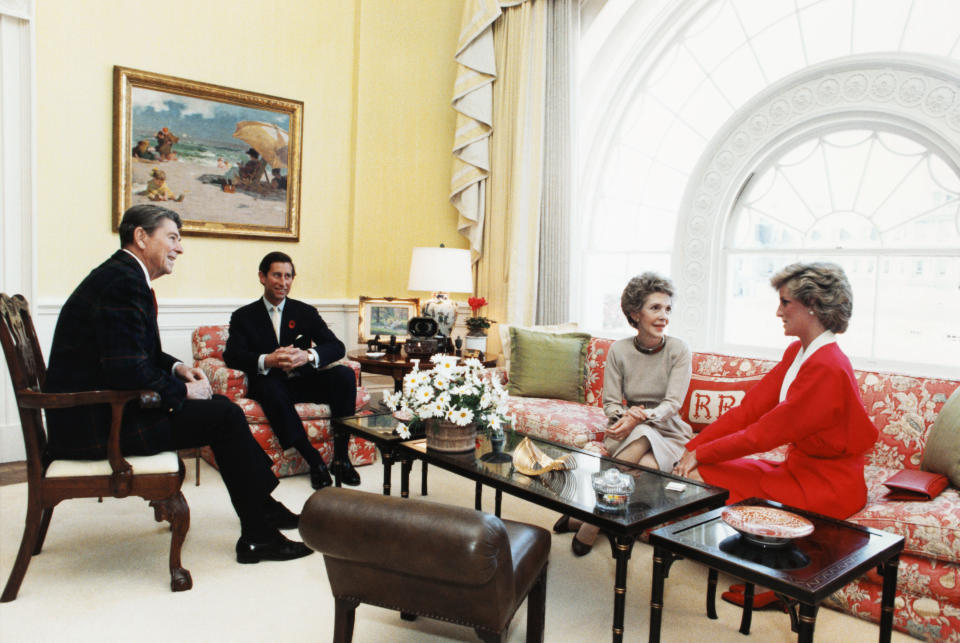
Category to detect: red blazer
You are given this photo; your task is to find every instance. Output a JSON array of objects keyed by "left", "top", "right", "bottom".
[{"left": 686, "top": 341, "right": 877, "bottom": 518}]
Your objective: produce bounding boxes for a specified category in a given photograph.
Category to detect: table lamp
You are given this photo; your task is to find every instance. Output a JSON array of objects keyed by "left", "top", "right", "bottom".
[{"left": 407, "top": 246, "right": 473, "bottom": 354}]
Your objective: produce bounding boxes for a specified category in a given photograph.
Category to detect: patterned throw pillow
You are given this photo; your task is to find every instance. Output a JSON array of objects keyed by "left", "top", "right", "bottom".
[{"left": 680, "top": 373, "right": 765, "bottom": 432}]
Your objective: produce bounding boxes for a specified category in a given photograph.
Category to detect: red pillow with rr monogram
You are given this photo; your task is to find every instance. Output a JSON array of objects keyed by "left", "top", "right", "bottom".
[{"left": 681, "top": 373, "right": 765, "bottom": 432}]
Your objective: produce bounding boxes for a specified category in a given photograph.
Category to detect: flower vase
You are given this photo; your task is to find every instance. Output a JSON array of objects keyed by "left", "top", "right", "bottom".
[
  {"left": 426, "top": 419, "right": 477, "bottom": 453},
  {"left": 463, "top": 328, "right": 487, "bottom": 358},
  {"left": 481, "top": 430, "right": 512, "bottom": 463}
]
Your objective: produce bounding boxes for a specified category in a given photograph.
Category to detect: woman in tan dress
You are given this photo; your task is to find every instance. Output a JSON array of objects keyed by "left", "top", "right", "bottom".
[{"left": 555, "top": 272, "right": 693, "bottom": 555}]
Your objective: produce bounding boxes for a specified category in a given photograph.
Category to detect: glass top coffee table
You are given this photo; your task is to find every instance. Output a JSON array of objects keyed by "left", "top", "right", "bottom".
[
  {"left": 396, "top": 426, "right": 729, "bottom": 643},
  {"left": 647, "top": 499, "right": 905, "bottom": 643},
  {"left": 332, "top": 411, "right": 428, "bottom": 497}
]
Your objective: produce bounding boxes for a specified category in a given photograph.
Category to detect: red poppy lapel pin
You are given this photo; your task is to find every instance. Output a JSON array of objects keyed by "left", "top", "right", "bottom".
[{"left": 288, "top": 320, "right": 296, "bottom": 329}]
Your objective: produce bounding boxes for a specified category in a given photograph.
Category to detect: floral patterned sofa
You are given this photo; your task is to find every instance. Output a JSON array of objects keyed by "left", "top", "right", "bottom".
[
  {"left": 190, "top": 325, "right": 376, "bottom": 478},
  {"left": 501, "top": 336, "right": 960, "bottom": 642}
]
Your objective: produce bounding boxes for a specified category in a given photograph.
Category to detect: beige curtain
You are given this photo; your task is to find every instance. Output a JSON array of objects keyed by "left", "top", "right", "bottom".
[
  {"left": 537, "top": 0, "right": 576, "bottom": 325},
  {"left": 451, "top": 0, "right": 546, "bottom": 356}
]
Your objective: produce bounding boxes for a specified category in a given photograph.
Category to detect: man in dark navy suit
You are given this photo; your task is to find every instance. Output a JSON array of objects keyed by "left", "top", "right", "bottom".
[
  {"left": 45, "top": 205, "right": 312, "bottom": 564},
  {"left": 223, "top": 252, "right": 360, "bottom": 489}
]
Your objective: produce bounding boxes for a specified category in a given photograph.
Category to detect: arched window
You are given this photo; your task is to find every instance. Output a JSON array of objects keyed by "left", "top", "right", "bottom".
[
  {"left": 723, "top": 128, "right": 960, "bottom": 371},
  {"left": 577, "top": 0, "right": 960, "bottom": 376}
]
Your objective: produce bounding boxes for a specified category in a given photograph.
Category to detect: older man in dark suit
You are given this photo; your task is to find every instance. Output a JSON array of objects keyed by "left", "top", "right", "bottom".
[
  {"left": 45, "top": 204, "right": 311, "bottom": 564},
  {"left": 223, "top": 252, "right": 360, "bottom": 490}
]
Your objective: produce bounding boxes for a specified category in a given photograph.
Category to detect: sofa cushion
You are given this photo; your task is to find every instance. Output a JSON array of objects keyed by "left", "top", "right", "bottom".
[
  {"left": 680, "top": 372, "right": 765, "bottom": 432},
  {"left": 506, "top": 396, "right": 608, "bottom": 448},
  {"left": 922, "top": 386, "right": 960, "bottom": 486},
  {"left": 848, "top": 465, "right": 960, "bottom": 564},
  {"left": 508, "top": 328, "right": 591, "bottom": 403},
  {"left": 584, "top": 337, "right": 616, "bottom": 408}
]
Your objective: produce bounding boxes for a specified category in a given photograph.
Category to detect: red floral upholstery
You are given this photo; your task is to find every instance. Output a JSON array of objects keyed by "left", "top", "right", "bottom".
[
  {"left": 190, "top": 325, "right": 375, "bottom": 478},
  {"left": 501, "top": 334, "right": 960, "bottom": 641}
]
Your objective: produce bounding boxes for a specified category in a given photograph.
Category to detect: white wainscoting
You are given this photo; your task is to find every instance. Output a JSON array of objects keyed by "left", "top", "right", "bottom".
[{"left": 1, "top": 297, "right": 470, "bottom": 462}]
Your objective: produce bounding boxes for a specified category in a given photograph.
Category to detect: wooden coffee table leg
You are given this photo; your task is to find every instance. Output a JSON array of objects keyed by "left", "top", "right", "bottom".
[
  {"left": 649, "top": 545, "right": 669, "bottom": 643},
  {"left": 611, "top": 533, "right": 635, "bottom": 642},
  {"left": 740, "top": 582, "right": 754, "bottom": 634},
  {"left": 421, "top": 461, "right": 428, "bottom": 496},
  {"left": 380, "top": 450, "right": 394, "bottom": 496},
  {"left": 879, "top": 555, "right": 900, "bottom": 643},
  {"left": 797, "top": 603, "right": 819, "bottom": 643},
  {"left": 706, "top": 568, "right": 718, "bottom": 619},
  {"left": 399, "top": 457, "right": 411, "bottom": 498}
]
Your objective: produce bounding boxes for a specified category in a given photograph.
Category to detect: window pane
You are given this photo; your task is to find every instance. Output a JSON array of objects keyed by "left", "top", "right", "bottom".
[{"left": 873, "top": 256, "right": 960, "bottom": 366}]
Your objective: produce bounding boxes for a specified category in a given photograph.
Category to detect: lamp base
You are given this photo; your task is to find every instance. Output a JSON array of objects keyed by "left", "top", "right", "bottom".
[{"left": 421, "top": 292, "right": 458, "bottom": 337}]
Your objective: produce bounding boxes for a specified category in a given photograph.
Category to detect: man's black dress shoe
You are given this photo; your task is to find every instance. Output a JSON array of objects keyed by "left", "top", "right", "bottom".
[
  {"left": 236, "top": 532, "right": 314, "bottom": 564},
  {"left": 264, "top": 500, "right": 299, "bottom": 530},
  {"left": 331, "top": 460, "right": 361, "bottom": 486},
  {"left": 311, "top": 463, "right": 333, "bottom": 489}
]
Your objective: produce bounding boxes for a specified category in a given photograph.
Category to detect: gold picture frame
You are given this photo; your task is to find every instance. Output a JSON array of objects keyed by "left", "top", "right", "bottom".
[
  {"left": 113, "top": 66, "right": 303, "bottom": 240},
  {"left": 358, "top": 296, "right": 420, "bottom": 343}
]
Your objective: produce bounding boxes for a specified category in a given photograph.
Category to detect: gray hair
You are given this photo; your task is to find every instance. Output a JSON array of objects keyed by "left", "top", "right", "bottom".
[
  {"left": 771, "top": 262, "right": 853, "bottom": 334},
  {"left": 621, "top": 272, "right": 674, "bottom": 328},
  {"left": 118, "top": 204, "right": 182, "bottom": 246}
]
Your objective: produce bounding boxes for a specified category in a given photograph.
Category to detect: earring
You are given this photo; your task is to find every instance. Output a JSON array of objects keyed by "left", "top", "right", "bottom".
[{"left": 809, "top": 310, "right": 814, "bottom": 315}]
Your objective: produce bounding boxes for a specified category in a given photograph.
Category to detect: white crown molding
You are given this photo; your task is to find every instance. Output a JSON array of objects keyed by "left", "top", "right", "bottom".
[
  {"left": 0, "top": 0, "right": 32, "bottom": 20},
  {"left": 672, "top": 54, "right": 960, "bottom": 352}
]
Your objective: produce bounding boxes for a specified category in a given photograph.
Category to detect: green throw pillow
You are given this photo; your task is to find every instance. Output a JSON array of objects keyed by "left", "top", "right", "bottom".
[
  {"left": 922, "top": 386, "right": 960, "bottom": 487},
  {"left": 507, "top": 327, "right": 591, "bottom": 403}
]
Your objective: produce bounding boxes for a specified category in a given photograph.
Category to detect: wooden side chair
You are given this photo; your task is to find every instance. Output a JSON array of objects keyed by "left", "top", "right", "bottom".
[{"left": 0, "top": 293, "right": 192, "bottom": 602}]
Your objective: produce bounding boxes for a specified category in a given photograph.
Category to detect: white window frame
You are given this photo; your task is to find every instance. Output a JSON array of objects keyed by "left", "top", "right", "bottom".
[{"left": 672, "top": 55, "right": 960, "bottom": 378}]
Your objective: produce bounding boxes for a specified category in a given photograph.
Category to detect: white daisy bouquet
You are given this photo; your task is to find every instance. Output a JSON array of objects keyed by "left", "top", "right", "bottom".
[{"left": 384, "top": 354, "right": 510, "bottom": 439}]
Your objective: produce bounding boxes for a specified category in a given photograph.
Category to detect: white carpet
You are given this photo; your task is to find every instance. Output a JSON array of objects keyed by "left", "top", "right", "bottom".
[{"left": 0, "top": 459, "right": 909, "bottom": 642}]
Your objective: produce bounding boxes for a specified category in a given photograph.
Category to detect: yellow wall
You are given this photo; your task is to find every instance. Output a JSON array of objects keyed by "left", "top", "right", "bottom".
[{"left": 36, "top": 0, "right": 464, "bottom": 301}]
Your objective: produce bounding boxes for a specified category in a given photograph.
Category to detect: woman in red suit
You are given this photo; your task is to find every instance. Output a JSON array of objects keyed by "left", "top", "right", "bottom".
[{"left": 673, "top": 262, "right": 877, "bottom": 607}]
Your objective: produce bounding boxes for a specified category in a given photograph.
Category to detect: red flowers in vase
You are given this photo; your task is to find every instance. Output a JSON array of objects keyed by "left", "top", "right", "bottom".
[{"left": 466, "top": 296, "right": 493, "bottom": 332}]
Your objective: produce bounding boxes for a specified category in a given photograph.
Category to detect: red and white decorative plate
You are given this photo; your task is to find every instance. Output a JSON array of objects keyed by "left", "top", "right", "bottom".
[{"left": 722, "top": 505, "right": 814, "bottom": 547}]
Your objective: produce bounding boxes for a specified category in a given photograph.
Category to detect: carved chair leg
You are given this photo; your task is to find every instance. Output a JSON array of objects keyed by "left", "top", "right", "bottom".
[
  {"left": 34, "top": 507, "right": 54, "bottom": 555},
  {"left": 526, "top": 566, "right": 547, "bottom": 643},
  {"left": 333, "top": 597, "right": 358, "bottom": 643},
  {"left": 1, "top": 501, "right": 43, "bottom": 602},
  {"left": 149, "top": 492, "right": 192, "bottom": 592}
]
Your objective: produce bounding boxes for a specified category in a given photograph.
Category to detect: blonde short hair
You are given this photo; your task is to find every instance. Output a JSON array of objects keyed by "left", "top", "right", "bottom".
[{"left": 771, "top": 262, "right": 853, "bottom": 333}]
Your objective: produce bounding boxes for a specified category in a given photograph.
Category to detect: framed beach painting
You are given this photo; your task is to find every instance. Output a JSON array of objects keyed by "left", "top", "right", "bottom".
[
  {"left": 112, "top": 66, "right": 303, "bottom": 240},
  {"left": 358, "top": 297, "right": 420, "bottom": 343}
]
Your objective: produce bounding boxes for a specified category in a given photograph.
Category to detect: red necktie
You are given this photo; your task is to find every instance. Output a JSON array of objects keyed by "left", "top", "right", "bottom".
[{"left": 151, "top": 289, "right": 159, "bottom": 319}]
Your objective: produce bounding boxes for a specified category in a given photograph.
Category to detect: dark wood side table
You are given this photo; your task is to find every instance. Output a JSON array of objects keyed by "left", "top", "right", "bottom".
[
  {"left": 648, "top": 498, "right": 905, "bottom": 643},
  {"left": 347, "top": 349, "right": 497, "bottom": 393}
]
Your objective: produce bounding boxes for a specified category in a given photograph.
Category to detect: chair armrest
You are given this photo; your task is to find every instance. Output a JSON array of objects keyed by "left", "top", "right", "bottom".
[
  {"left": 197, "top": 357, "right": 249, "bottom": 399},
  {"left": 20, "top": 388, "right": 161, "bottom": 494},
  {"left": 17, "top": 388, "right": 160, "bottom": 410}
]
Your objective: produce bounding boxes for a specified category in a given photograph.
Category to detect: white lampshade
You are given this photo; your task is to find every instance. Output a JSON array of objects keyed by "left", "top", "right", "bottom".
[{"left": 407, "top": 247, "right": 473, "bottom": 294}]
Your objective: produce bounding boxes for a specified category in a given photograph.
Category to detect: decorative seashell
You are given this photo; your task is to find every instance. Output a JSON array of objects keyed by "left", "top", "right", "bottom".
[{"left": 512, "top": 437, "right": 577, "bottom": 477}]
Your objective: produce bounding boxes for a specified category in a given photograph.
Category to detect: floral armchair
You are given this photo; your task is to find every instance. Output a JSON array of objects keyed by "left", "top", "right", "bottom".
[{"left": 190, "top": 325, "right": 375, "bottom": 478}]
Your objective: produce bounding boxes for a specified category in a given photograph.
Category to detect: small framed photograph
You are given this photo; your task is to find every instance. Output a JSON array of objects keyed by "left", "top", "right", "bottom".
[{"left": 358, "top": 297, "right": 419, "bottom": 343}]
